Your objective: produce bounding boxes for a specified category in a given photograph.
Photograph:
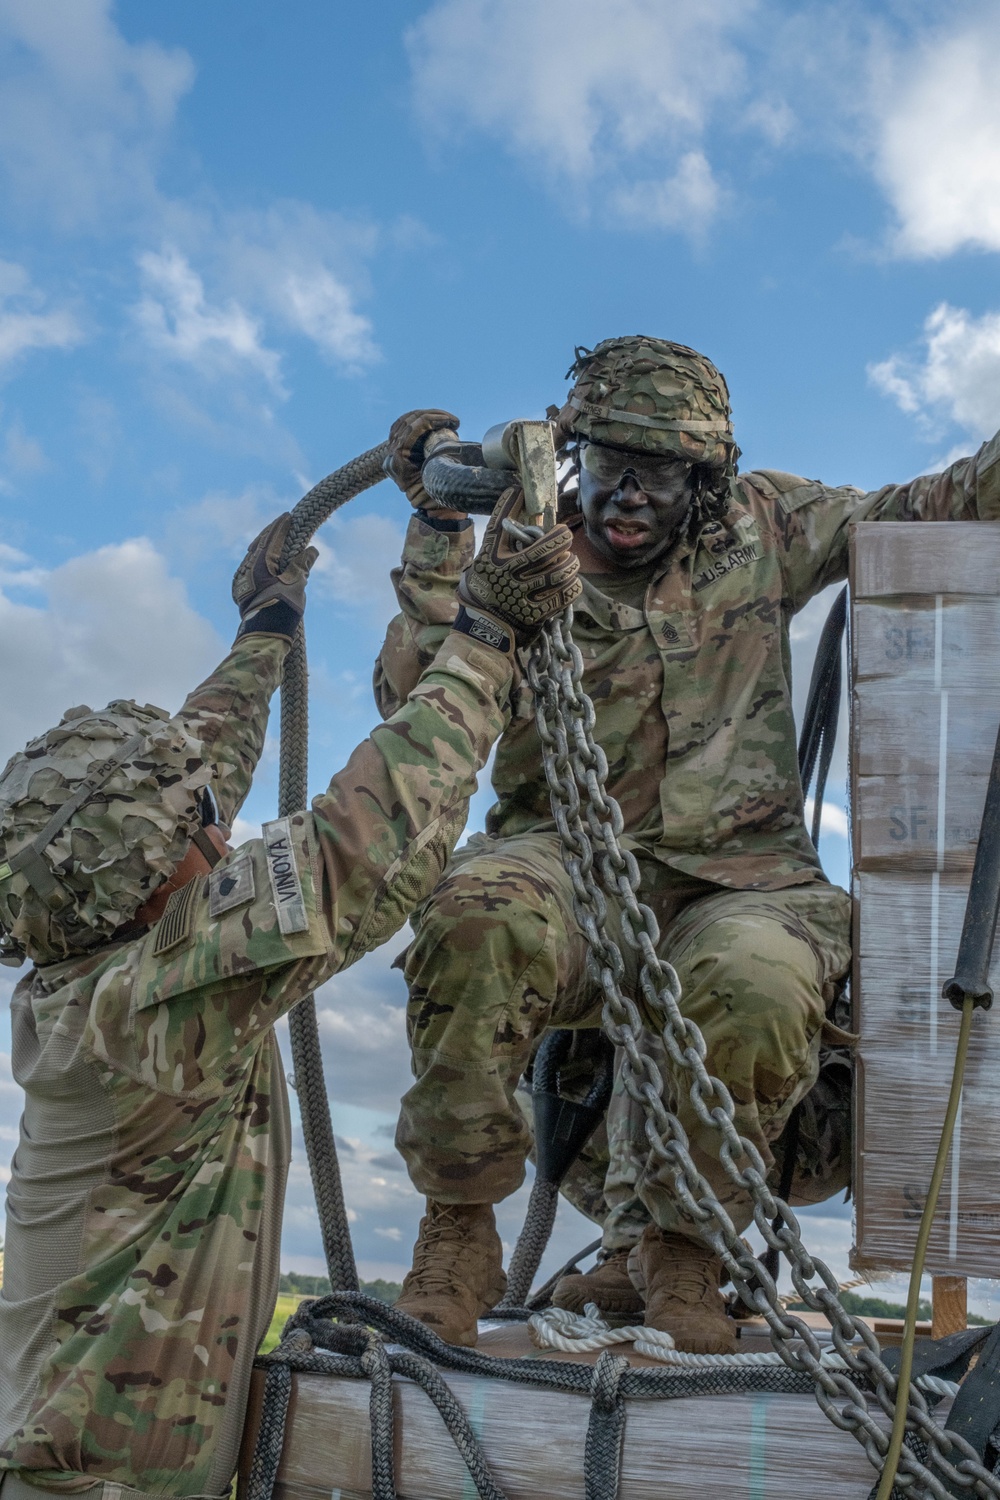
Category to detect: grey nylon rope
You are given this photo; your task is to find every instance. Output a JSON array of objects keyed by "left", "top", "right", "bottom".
[
  {"left": 498, "top": 1176, "right": 559, "bottom": 1309},
  {"left": 585, "top": 1353, "right": 629, "bottom": 1500},
  {"left": 277, "top": 442, "right": 389, "bottom": 1294}
]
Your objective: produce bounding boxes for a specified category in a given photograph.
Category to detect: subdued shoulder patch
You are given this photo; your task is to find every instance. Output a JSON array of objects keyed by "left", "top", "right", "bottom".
[
  {"left": 151, "top": 877, "right": 198, "bottom": 956},
  {"left": 744, "top": 468, "right": 828, "bottom": 513},
  {"left": 209, "top": 848, "right": 255, "bottom": 917}
]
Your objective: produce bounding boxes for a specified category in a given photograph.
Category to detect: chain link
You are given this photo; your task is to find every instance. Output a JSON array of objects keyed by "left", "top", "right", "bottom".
[{"left": 526, "top": 610, "right": 1000, "bottom": 1500}]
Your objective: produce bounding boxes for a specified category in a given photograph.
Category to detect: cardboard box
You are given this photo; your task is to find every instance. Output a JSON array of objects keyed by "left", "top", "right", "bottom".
[
  {"left": 851, "top": 522, "right": 1000, "bottom": 599},
  {"left": 853, "top": 597, "right": 1000, "bottom": 689},
  {"left": 852, "top": 774, "right": 987, "bottom": 871},
  {"left": 851, "top": 523, "right": 1000, "bottom": 1279}
]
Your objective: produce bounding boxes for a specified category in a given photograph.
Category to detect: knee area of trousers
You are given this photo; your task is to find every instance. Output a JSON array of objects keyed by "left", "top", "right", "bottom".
[
  {"left": 675, "top": 918, "right": 823, "bottom": 1026},
  {"left": 405, "top": 873, "right": 551, "bottom": 979}
]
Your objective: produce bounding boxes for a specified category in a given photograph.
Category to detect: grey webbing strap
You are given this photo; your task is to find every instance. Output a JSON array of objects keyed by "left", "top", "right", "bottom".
[
  {"left": 568, "top": 394, "right": 732, "bottom": 434},
  {"left": 0, "top": 733, "right": 145, "bottom": 906},
  {"left": 190, "top": 827, "right": 222, "bottom": 869}
]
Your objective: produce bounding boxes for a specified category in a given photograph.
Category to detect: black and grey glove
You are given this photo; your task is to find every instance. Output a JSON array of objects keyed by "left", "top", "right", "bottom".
[
  {"left": 232, "top": 514, "right": 318, "bottom": 642},
  {"left": 454, "top": 488, "right": 582, "bottom": 659}
]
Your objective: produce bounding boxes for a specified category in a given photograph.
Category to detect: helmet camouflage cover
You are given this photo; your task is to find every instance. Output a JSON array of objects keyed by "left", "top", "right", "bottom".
[
  {"left": 0, "top": 701, "right": 211, "bottom": 966},
  {"left": 558, "top": 335, "right": 737, "bottom": 470}
]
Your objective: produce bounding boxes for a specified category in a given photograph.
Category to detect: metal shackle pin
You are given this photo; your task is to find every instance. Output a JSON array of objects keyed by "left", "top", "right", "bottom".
[{"left": 482, "top": 419, "right": 558, "bottom": 531}]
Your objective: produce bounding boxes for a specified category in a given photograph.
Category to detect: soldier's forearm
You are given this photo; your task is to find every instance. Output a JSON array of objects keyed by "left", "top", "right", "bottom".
[
  {"left": 314, "top": 631, "right": 510, "bottom": 934},
  {"left": 390, "top": 514, "right": 473, "bottom": 636},
  {"left": 175, "top": 635, "right": 289, "bottom": 824},
  {"left": 374, "top": 512, "right": 476, "bottom": 718}
]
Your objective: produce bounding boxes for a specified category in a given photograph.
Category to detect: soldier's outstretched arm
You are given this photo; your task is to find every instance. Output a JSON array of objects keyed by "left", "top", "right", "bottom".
[
  {"left": 120, "top": 492, "right": 581, "bottom": 1088},
  {"left": 164, "top": 514, "right": 318, "bottom": 827},
  {"left": 374, "top": 408, "right": 474, "bottom": 719},
  {"left": 314, "top": 484, "right": 584, "bottom": 973},
  {"left": 746, "top": 428, "right": 1000, "bottom": 611}
]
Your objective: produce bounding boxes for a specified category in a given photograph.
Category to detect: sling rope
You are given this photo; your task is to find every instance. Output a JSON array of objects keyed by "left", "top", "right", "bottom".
[{"left": 277, "top": 442, "right": 389, "bottom": 1294}]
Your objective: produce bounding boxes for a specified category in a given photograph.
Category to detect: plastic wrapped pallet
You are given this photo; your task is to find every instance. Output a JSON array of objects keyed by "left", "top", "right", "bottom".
[
  {"left": 237, "top": 1358, "right": 902, "bottom": 1500},
  {"left": 851, "top": 521, "right": 1000, "bottom": 1277}
]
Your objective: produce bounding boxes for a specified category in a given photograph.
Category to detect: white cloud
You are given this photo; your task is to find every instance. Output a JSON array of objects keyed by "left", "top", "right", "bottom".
[
  {"left": 282, "top": 269, "right": 376, "bottom": 367},
  {"left": 0, "top": 0, "right": 193, "bottom": 229},
  {"left": 164, "top": 483, "right": 286, "bottom": 563},
  {"left": 0, "top": 536, "right": 224, "bottom": 766},
  {"left": 406, "top": 0, "right": 753, "bottom": 233},
  {"left": 133, "top": 248, "right": 283, "bottom": 388},
  {"left": 868, "top": 303, "right": 1000, "bottom": 442},
  {"left": 868, "top": 12, "right": 1000, "bottom": 258},
  {"left": 131, "top": 209, "right": 381, "bottom": 406},
  {"left": 0, "top": 11, "right": 380, "bottom": 393},
  {"left": 311, "top": 943, "right": 413, "bottom": 1115},
  {"left": 215, "top": 203, "right": 380, "bottom": 370},
  {"left": 404, "top": 0, "right": 1000, "bottom": 261},
  {"left": 611, "top": 151, "right": 724, "bottom": 232},
  {"left": 0, "top": 260, "right": 81, "bottom": 372},
  {"left": 804, "top": 797, "right": 849, "bottom": 839}
]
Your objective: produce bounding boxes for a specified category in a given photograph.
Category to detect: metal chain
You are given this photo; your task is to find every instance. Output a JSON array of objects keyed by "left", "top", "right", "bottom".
[{"left": 526, "top": 611, "right": 1000, "bottom": 1500}]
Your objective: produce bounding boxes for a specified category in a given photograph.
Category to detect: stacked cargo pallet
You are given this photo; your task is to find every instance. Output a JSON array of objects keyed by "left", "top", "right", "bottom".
[{"left": 851, "top": 521, "right": 1000, "bottom": 1279}]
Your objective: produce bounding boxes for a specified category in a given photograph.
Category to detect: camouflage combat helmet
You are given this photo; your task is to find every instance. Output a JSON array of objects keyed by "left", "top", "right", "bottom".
[
  {"left": 557, "top": 335, "right": 737, "bottom": 471},
  {"left": 0, "top": 700, "right": 213, "bottom": 966}
]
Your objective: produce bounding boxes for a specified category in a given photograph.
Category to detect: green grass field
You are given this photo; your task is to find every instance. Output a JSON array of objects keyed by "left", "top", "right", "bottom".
[
  {"left": 259, "top": 1294, "right": 304, "bottom": 1355},
  {"left": 260, "top": 1280, "right": 403, "bottom": 1354}
]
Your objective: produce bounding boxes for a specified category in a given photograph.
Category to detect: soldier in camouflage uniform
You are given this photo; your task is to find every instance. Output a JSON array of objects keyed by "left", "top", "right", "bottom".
[
  {"left": 0, "top": 494, "right": 579, "bottom": 1499},
  {"left": 378, "top": 337, "right": 1000, "bottom": 1352}
]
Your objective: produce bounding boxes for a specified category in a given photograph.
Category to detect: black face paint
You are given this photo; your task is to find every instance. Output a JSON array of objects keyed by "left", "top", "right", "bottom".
[{"left": 578, "top": 443, "right": 695, "bottom": 571}]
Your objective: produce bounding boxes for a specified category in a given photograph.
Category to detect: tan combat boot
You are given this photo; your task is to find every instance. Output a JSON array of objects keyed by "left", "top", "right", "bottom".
[
  {"left": 394, "top": 1201, "right": 507, "bottom": 1347},
  {"left": 552, "top": 1247, "right": 644, "bottom": 1320},
  {"left": 629, "top": 1225, "right": 738, "bottom": 1354}
]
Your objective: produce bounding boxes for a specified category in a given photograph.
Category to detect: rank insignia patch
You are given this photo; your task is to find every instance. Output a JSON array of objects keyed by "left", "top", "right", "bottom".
[{"left": 209, "top": 850, "right": 256, "bottom": 917}]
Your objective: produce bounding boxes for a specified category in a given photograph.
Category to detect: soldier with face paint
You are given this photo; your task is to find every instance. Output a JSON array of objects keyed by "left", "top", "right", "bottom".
[
  {"left": 378, "top": 335, "right": 1000, "bottom": 1353},
  {"left": 0, "top": 495, "right": 579, "bottom": 1500}
]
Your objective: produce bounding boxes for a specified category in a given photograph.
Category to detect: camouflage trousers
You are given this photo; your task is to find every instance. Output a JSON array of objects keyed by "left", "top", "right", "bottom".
[
  {"left": 396, "top": 832, "right": 853, "bottom": 1240},
  {"left": 514, "top": 1036, "right": 855, "bottom": 1250}
]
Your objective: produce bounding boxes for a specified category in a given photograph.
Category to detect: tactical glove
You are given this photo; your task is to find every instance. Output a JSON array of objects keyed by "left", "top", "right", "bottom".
[
  {"left": 454, "top": 488, "right": 581, "bottom": 658},
  {"left": 384, "top": 407, "right": 463, "bottom": 513},
  {"left": 232, "top": 513, "right": 318, "bottom": 642}
]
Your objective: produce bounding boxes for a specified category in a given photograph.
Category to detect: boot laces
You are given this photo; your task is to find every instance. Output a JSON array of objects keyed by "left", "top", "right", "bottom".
[
  {"left": 407, "top": 1206, "right": 487, "bottom": 1295},
  {"left": 668, "top": 1259, "right": 719, "bottom": 1307}
]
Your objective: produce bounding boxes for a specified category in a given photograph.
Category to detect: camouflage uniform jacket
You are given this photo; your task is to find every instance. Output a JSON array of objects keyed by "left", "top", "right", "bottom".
[
  {"left": 0, "top": 628, "right": 510, "bottom": 1496},
  {"left": 375, "top": 434, "right": 1000, "bottom": 889}
]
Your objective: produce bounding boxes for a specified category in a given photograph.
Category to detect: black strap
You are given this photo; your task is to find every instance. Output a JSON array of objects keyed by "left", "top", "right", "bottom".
[
  {"left": 415, "top": 508, "right": 473, "bottom": 533},
  {"left": 452, "top": 604, "right": 514, "bottom": 657},
  {"left": 881, "top": 1323, "right": 994, "bottom": 1386},
  {"left": 762, "top": 1101, "right": 801, "bottom": 1288},
  {"left": 191, "top": 828, "right": 223, "bottom": 869},
  {"left": 797, "top": 585, "right": 848, "bottom": 847},
  {"left": 940, "top": 1323, "right": 1000, "bottom": 1491},
  {"left": 236, "top": 599, "right": 301, "bottom": 641}
]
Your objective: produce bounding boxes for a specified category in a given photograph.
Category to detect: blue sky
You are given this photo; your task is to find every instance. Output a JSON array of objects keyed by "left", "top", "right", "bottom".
[{"left": 2, "top": 0, "right": 1000, "bottom": 1309}]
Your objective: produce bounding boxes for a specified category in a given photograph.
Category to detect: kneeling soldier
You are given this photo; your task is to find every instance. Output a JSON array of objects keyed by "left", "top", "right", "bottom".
[{"left": 0, "top": 490, "right": 579, "bottom": 1500}]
